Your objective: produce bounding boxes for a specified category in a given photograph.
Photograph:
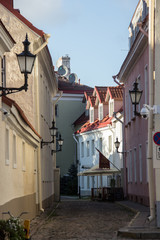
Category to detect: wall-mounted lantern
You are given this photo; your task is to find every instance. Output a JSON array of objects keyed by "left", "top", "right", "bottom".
[{"left": 0, "top": 34, "right": 36, "bottom": 96}]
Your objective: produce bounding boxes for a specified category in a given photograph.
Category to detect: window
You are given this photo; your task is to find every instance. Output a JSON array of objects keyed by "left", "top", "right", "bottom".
[
  {"left": 137, "top": 76, "right": 141, "bottom": 112},
  {"left": 5, "top": 127, "right": 9, "bottom": 165},
  {"left": 109, "top": 100, "right": 114, "bottom": 117},
  {"left": 145, "top": 65, "right": 148, "bottom": 104},
  {"left": 139, "top": 145, "right": 142, "bottom": 183},
  {"left": 127, "top": 151, "right": 129, "bottom": 182},
  {"left": 81, "top": 142, "right": 84, "bottom": 158},
  {"left": 134, "top": 148, "right": 137, "bottom": 182},
  {"left": 13, "top": 133, "right": 17, "bottom": 169},
  {"left": 22, "top": 141, "right": 26, "bottom": 171},
  {"left": 99, "top": 138, "right": 102, "bottom": 152},
  {"left": 87, "top": 176, "right": 90, "bottom": 189},
  {"left": 90, "top": 107, "right": 94, "bottom": 123},
  {"left": 99, "top": 104, "right": 103, "bottom": 120},
  {"left": 129, "top": 150, "right": 132, "bottom": 182},
  {"left": 108, "top": 135, "right": 112, "bottom": 153},
  {"left": 126, "top": 94, "right": 129, "bottom": 123},
  {"left": 91, "top": 140, "right": 95, "bottom": 156},
  {"left": 81, "top": 176, "right": 84, "bottom": 189},
  {"left": 146, "top": 141, "right": 148, "bottom": 183},
  {"left": 87, "top": 141, "right": 90, "bottom": 157},
  {"left": 1, "top": 56, "right": 6, "bottom": 87}
]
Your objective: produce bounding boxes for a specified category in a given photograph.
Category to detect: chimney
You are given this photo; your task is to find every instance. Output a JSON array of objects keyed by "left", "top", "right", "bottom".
[{"left": 0, "top": 0, "right": 14, "bottom": 8}]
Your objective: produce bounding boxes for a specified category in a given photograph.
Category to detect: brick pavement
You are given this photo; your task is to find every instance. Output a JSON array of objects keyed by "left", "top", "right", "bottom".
[{"left": 30, "top": 198, "right": 135, "bottom": 240}]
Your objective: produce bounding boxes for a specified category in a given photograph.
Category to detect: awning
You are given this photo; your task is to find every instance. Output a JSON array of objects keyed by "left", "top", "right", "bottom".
[{"left": 77, "top": 165, "right": 121, "bottom": 176}]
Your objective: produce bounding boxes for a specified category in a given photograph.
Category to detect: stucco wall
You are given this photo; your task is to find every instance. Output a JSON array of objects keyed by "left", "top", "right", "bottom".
[{"left": 56, "top": 99, "right": 85, "bottom": 177}]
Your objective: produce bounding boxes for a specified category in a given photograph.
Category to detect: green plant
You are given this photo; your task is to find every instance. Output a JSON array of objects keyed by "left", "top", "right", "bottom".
[{"left": 0, "top": 217, "right": 25, "bottom": 240}]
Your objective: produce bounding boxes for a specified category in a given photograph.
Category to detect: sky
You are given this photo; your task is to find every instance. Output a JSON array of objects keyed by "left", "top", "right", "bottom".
[{"left": 14, "top": 0, "right": 139, "bottom": 88}]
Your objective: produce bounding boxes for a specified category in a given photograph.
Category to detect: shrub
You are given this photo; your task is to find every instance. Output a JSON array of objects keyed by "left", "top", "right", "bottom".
[{"left": 0, "top": 217, "right": 25, "bottom": 240}]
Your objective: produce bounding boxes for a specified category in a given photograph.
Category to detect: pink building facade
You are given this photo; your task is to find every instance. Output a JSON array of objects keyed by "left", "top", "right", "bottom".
[{"left": 116, "top": 0, "right": 150, "bottom": 205}]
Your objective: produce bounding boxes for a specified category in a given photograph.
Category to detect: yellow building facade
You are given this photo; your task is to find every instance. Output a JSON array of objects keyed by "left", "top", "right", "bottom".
[{"left": 0, "top": 1, "right": 59, "bottom": 219}]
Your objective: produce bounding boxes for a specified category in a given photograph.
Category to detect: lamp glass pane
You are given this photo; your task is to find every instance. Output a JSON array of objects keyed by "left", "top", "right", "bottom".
[
  {"left": 17, "top": 55, "right": 26, "bottom": 73},
  {"left": 115, "top": 140, "right": 120, "bottom": 149},
  {"left": 58, "top": 139, "right": 63, "bottom": 146},
  {"left": 26, "top": 56, "right": 35, "bottom": 73}
]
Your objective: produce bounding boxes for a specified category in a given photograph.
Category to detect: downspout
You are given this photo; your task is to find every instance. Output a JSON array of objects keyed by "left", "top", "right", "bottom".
[
  {"left": 33, "top": 33, "right": 51, "bottom": 212},
  {"left": 148, "top": 0, "right": 155, "bottom": 221},
  {"left": 34, "top": 34, "right": 51, "bottom": 55},
  {"left": 53, "top": 91, "right": 63, "bottom": 105},
  {"left": 113, "top": 75, "right": 127, "bottom": 198},
  {"left": 73, "top": 134, "right": 80, "bottom": 197}
]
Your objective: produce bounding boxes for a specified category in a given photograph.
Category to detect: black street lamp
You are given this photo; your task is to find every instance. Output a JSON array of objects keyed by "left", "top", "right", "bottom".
[
  {"left": 0, "top": 34, "right": 36, "bottom": 96},
  {"left": 41, "top": 120, "right": 58, "bottom": 148},
  {"left": 129, "top": 81, "right": 143, "bottom": 116},
  {"left": 114, "top": 137, "right": 125, "bottom": 154},
  {"left": 51, "top": 134, "right": 64, "bottom": 155}
]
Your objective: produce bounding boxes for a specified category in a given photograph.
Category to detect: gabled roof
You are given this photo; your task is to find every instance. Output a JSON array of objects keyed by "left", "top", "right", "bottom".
[
  {"left": 94, "top": 86, "right": 108, "bottom": 104},
  {"left": 105, "top": 86, "right": 123, "bottom": 101},
  {"left": 76, "top": 114, "right": 112, "bottom": 134}
]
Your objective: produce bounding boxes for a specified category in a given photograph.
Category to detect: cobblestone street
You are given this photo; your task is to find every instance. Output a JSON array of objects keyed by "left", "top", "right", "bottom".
[{"left": 31, "top": 198, "right": 135, "bottom": 240}]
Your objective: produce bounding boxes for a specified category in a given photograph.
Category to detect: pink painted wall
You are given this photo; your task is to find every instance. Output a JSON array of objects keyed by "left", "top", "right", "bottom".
[{"left": 124, "top": 45, "right": 149, "bottom": 206}]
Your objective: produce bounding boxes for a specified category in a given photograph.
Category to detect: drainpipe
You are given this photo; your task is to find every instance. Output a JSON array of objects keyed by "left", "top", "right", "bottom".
[
  {"left": 73, "top": 134, "right": 80, "bottom": 197},
  {"left": 53, "top": 91, "right": 63, "bottom": 105},
  {"left": 113, "top": 76, "right": 127, "bottom": 198},
  {"left": 148, "top": 0, "right": 155, "bottom": 221},
  {"left": 34, "top": 34, "right": 51, "bottom": 55}
]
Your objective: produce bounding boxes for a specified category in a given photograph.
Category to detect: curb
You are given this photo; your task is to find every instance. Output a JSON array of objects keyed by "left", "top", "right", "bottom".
[{"left": 118, "top": 228, "right": 160, "bottom": 239}]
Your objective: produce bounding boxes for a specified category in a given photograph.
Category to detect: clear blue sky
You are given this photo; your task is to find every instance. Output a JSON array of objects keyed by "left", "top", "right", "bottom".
[{"left": 15, "top": 0, "right": 139, "bottom": 88}]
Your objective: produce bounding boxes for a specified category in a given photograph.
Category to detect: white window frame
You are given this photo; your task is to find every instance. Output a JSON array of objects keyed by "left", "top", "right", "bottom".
[
  {"left": 134, "top": 147, "right": 137, "bottom": 183},
  {"left": 13, "top": 131, "right": 17, "bottom": 169},
  {"left": 99, "top": 103, "right": 103, "bottom": 120},
  {"left": 108, "top": 135, "right": 112, "bottom": 153},
  {"left": 90, "top": 107, "right": 94, "bottom": 123},
  {"left": 109, "top": 99, "right": 114, "bottom": 117},
  {"left": 5, "top": 126, "right": 9, "bottom": 166},
  {"left": 139, "top": 144, "right": 142, "bottom": 183}
]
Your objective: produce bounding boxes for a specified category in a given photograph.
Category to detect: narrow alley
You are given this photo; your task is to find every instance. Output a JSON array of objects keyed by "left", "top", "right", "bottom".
[{"left": 31, "top": 198, "right": 135, "bottom": 240}]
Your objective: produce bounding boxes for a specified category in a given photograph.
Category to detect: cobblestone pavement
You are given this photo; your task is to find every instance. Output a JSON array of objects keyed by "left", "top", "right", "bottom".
[{"left": 31, "top": 199, "right": 135, "bottom": 240}]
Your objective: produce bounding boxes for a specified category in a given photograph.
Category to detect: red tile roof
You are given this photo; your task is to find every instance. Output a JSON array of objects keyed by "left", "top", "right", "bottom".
[
  {"left": 95, "top": 86, "right": 108, "bottom": 103},
  {"left": 2, "top": 96, "right": 41, "bottom": 138},
  {"left": 76, "top": 115, "right": 112, "bottom": 134},
  {"left": 73, "top": 112, "right": 89, "bottom": 126},
  {"left": 88, "top": 96, "right": 96, "bottom": 107},
  {"left": 106, "top": 86, "right": 123, "bottom": 100}
]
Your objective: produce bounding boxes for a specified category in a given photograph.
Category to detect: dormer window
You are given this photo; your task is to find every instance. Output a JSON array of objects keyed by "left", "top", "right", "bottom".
[
  {"left": 99, "top": 103, "right": 103, "bottom": 120},
  {"left": 90, "top": 107, "right": 94, "bottom": 123},
  {"left": 109, "top": 99, "right": 114, "bottom": 117}
]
